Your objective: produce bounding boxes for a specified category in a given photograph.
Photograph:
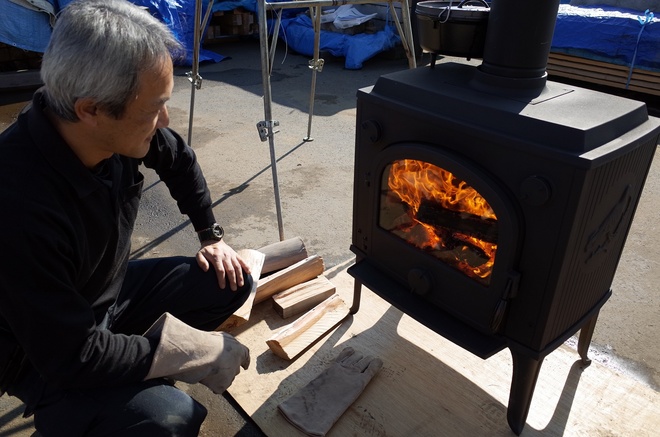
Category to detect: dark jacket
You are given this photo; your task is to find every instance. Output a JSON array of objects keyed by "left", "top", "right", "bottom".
[{"left": 0, "top": 90, "right": 215, "bottom": 405}]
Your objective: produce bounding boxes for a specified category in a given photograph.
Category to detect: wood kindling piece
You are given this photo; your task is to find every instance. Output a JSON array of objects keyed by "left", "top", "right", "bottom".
[
  {"left": 257, "top": 236, "right": 308, "bottom": 275},
  {"left": 254, "top": 255, "right": 325, "bottom": 305},
  {"left": 272, "top": 276, "right": 336, "bottom": 318},
  {"left": 216, "top": 249, "right": 266, "bottom": 331},
  {"left": 266, "top": 293, "right": 350, "bottom": 360}
]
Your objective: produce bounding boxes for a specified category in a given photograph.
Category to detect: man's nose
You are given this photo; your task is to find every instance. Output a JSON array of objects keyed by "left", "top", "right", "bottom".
[{"left": 157, "top": 105, "right": 170, "bottom": 128}]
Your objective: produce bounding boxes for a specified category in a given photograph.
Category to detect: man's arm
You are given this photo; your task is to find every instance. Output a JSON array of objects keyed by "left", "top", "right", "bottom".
[{"left": 141, "top": 128, "right": 249, "bottom": 290}]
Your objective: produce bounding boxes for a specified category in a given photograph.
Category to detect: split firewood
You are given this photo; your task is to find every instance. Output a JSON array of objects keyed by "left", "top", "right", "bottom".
[
  {"left": 257, "top": 236, "right": 308, "bottom": 276},
  {"left": 272, "top": 276, "right": 336, "bottom": 319},
  {"left": 254, "top": 255, "right": 324, "bottom": 305},
  {"left": 216, "top": 249, "right": 265, "bottom": 331},
  {"left": 266, "top": 293, "right": 350, "bottom": 360}
]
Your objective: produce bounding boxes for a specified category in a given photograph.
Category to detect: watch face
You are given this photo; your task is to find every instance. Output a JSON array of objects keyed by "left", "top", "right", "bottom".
[
  {"left": 199, "top": 224, "right": 223, "bottom": 242},
  {"left": 212, "top": 224, "right": 224, "bottom": 239}
]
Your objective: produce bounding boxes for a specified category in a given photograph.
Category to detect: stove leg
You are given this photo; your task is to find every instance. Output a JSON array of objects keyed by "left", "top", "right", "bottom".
[
  {"left": 507, "top": 351, "right": 544, "bottom": 436},
  {"left": 577, "top": 312, "right": 599, "bottom": 366},
  {"left": 349, "top": 280, "right": 362, "bottom": 314}
]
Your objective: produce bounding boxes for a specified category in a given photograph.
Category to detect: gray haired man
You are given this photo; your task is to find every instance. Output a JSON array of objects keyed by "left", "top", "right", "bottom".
[{"left": 0, "top": 0, "right": 254, "bottom": 435}]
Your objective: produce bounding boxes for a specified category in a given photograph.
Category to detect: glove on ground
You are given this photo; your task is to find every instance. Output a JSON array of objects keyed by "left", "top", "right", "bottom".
[{"left": 278, "top": 347, "right": 383, "bottom": 437}]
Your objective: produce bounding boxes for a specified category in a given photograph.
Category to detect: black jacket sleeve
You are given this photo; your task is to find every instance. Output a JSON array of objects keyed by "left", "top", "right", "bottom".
[{"left": 141, "top": 128, "right": 216, "bottom": 231}]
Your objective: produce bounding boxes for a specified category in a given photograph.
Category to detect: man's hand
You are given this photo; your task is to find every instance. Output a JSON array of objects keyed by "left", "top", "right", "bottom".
[{"left": 196, "top": 240, "right": 251, "bottom": 291}]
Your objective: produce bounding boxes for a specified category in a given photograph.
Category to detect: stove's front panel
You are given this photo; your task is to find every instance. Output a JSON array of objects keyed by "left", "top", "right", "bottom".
[{"left": 352, "top": 139, "right": 520, "bottom": 335}]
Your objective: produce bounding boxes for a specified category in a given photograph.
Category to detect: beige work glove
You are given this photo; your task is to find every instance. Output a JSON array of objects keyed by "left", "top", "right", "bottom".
[
  {"left": 144, "top": 312, "right": 249, "bottom": 394},
  {"left": 278, "top": 347, "right": 383, "bottom": 437}
]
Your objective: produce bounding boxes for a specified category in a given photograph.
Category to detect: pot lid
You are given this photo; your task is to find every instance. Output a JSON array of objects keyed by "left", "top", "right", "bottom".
[{"left": 416, "top": 0, "right": 490, "bottom": 20}]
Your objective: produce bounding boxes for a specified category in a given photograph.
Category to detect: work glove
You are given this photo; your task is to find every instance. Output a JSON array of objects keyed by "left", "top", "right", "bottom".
[
  {"left": 278, "top": 347, "right": 383, "bottom": 437},
  {"left": 144, "top": 312, "right": 250, "bottom": 394}
]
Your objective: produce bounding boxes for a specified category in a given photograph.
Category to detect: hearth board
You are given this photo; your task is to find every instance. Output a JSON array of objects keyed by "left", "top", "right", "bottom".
[{"left": 215, "top": 267, "right": 660, "bottom": 437}]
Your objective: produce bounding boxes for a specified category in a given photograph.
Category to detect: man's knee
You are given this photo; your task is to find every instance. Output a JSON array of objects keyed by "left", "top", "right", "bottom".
[
  {"left": 123, "top": 383, "right": 207, "bottom": 436},
  {"left": 234, "top": 271, "right": 254, "bottom": 306},
  {"left": 34, "top": 381, "right": 207, "bottom": 437}
]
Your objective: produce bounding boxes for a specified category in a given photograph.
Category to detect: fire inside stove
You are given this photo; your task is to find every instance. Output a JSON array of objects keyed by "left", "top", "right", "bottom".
[{"left": 379, "top": 159, "right": 498, "bottom": 285}]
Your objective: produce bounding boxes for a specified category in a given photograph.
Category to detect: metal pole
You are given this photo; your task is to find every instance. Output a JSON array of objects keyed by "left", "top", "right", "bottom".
[
  {"left": 392, "top": 0, "right": 417, "bottom": 68},
  {"left": 258, "top": 0, "right": 286, "bottom": 240},
  {"left": 303, "top": 6, "right": 323, "bottom": 142},
  {"left": 187, "top": 0, "right": 203, "bottom": 146},
  {"left": 269, "top": 11, "right": 283, "bottom": 75}
]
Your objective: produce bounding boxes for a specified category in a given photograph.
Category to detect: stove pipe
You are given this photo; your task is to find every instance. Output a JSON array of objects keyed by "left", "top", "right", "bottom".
[{"left": 475, "top": 0, "right": 562, "bottom": 94}]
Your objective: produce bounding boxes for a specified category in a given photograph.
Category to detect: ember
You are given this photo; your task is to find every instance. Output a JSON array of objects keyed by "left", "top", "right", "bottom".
[{"left": 379, "top": 159, "right": 497, "bottom": 284}]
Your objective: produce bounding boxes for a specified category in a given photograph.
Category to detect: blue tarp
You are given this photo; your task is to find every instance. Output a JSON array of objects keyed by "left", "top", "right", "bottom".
[
  {"left": 212, "top": 0, "right": 255, "bottom": 13},
  {"left": 552, "top": 4, "right": 659, "bottom": 72},
  {"left": 277, "top": 14, "right": 400, "bottom": 70},
  {"left": 0, "top": 0, "right": 225, "bottom": 66},
  {"left": 2, "top": 0, "right": 658, "bottom": 71}
]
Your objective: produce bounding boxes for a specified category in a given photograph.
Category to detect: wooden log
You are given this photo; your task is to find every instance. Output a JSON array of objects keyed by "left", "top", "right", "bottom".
[
  {"left": 266, "top": 293, "right": 349, "bottom": 360},
  {"left": 254, "top": 255, "right": 325, "bottom": 305},
  {"left": 272, "top": 276, "right": 336, "bottom": 319},
  {"left": 216, "top": 249, "right": 265, "bottom": 331},
  {"left": 257, "top": 236, "right": 308, "bottom": 275},
  {"left": 416, "top": 200, "right": 498, "bottom": 243}
]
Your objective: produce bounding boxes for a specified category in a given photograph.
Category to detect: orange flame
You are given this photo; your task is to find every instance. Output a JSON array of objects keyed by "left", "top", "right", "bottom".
[{"left": 386, "top": 159, "right": 498, "bottom": 283}]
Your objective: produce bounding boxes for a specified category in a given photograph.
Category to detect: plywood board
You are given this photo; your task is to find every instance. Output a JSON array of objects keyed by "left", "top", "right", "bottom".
[{"left": 226, "top": 265, "right": 660, "bottom": 437}]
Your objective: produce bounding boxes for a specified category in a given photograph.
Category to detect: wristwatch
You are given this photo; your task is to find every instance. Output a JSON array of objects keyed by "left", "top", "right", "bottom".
[{"left": 197, "top": 223, "right": 224, "bottom": 243}]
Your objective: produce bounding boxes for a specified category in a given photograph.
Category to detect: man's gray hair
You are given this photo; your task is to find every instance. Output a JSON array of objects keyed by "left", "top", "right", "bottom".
[{"left": 41, "top": 0, "right": 183, "bottom": 121}]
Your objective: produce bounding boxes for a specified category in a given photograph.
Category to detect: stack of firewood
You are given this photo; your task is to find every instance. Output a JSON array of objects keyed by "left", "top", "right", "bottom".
[{"left": 217, "top": 237, "right": 350, "bottom": 360}]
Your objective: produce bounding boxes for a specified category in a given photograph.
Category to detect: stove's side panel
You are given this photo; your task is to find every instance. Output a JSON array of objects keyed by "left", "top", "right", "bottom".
[{"left": 538, "top": 132, "right": 659, "bottom": 350}]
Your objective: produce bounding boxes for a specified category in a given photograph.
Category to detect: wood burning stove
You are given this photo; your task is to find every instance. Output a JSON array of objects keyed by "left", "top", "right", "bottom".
[{"left": 347, "top": 0, "right": 660, "bottom": 434}]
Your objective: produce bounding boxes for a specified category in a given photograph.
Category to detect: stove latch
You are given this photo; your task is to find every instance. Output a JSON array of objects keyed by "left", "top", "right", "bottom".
[{"left": 490, "top": 270, "right": 520, "bottom": 332}]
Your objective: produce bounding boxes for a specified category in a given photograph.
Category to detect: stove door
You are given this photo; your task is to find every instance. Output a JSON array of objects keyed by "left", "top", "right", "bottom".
[{"left": 353, "top": 142, "right": 521, "bottom": 335}]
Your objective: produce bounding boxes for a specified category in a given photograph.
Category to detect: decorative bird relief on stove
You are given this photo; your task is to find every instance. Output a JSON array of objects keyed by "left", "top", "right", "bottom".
[
  {"left": 379, "top": 159, "right": 497, "bottom": 285},
  {"left": 584, "top": 185, "right": 633, "bottom": 263}
]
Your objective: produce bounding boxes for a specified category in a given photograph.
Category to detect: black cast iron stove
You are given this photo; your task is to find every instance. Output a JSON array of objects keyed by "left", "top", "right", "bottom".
[{"left": 347, "top": 0, "right": 660, "bottom": 434}]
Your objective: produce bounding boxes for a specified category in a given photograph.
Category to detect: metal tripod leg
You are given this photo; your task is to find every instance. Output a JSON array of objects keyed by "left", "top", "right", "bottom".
[
  {"left": 389, "top": 0, "right": 417, "bottom": 69},
  {"left": 304, "top": 5, "right": 324, "bottom": 142},
  {"left": 187, "top": 0, "right": 215, "bottom": 147},
  {"left": 258, "top": 0, "right": 285, "bottom": 240}
]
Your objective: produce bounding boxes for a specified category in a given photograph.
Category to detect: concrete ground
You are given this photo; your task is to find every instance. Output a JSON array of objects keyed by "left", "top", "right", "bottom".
[{"left": 0, "top": 38, "right": 659, "bottom": 436}]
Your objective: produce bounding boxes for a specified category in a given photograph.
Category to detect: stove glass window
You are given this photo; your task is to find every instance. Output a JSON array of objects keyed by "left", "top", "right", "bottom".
[{"left": 379, "top": 159, "right": 498, "bottom": 285}]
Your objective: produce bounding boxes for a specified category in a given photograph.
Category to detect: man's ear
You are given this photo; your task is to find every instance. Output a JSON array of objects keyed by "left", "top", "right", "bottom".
[{"left": 74, "top": 97, "right": 99, "bottom": 126}]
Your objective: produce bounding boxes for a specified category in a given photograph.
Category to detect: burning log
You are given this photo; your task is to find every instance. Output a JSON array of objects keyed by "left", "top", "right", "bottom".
[{"left": 416, "top": 200, "right": 498, "bottom": 243}]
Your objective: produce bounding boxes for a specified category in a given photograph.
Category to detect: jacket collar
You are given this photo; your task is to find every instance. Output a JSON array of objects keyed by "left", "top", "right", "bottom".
[{"left": 27, "top": 89, "right": 106, "bottom": 199}]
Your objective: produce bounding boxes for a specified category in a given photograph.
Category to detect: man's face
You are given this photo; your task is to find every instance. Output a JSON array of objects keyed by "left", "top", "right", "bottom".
[{"left": 95, "top": 57, "right": 174, "bottom": 159}]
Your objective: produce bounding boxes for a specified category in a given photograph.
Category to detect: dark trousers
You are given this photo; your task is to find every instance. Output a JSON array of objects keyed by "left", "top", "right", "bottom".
[{"left": 30, "top": 256, "right": 252, "bottom": 437}]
